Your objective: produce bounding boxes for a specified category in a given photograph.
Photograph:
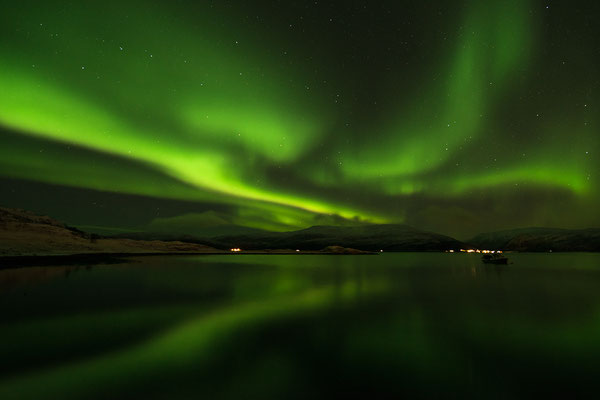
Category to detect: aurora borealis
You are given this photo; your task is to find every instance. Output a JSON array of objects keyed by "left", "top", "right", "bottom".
[{"left": 0, "top": 0, "right": 598, "bottom": 237}]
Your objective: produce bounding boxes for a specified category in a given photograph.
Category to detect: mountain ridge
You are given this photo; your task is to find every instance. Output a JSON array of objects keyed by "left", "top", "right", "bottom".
[
  {"left": 468, "top": 227, "right": 600, "bottom": 252},
  {"left": 169, "top": 223, "right": 465, "bottom": 251},
  {"left": 3, "top": 206, "right": 599, "bottom": 254}
]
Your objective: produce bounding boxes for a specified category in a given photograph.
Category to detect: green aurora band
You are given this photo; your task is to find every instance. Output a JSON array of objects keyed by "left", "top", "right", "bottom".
[{"left": 0, "top": 0, "right": 598, "bottom": 236}]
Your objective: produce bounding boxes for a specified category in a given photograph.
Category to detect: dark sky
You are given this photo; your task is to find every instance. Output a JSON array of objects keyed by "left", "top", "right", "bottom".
[{"left": 0, "top": 0, "right": 598, "bottom": 238}]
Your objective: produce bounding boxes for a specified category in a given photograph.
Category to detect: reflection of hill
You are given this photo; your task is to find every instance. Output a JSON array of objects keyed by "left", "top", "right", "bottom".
[{"left": 469, "top": 228, "right": 600, "bottom": 252}]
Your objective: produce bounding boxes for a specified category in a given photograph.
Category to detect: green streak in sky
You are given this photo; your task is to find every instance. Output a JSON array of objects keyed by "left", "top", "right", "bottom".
[
  {"left": 0, "top": 2, "right": 377, "bottom": 223},
  {"left": 340, "top": 0, "right": 533, "bottom": 181},
  {"left": 0, "top": 0, "right": 597, "bottom": 232}
]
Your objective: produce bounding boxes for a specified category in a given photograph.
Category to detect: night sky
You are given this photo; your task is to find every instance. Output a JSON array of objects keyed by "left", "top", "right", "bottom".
[{"left": 0, "top": 0, "right": 598, "bottom": 238}]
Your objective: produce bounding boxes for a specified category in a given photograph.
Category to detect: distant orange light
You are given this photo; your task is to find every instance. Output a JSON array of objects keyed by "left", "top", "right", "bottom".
[{"left": 230, "top": 248, "right": 242, "bottom": 252}]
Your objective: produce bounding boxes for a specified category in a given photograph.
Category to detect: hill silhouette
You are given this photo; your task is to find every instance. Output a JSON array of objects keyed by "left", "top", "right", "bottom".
[
  {"left": 0, "top": 207, "right": 218, "bottom": 256},
  {"left": 468, "top": 227, "right": 600, "bottom": 252},
  {"left": 199, "top": 224, "right": 465, "bottom": 251}
]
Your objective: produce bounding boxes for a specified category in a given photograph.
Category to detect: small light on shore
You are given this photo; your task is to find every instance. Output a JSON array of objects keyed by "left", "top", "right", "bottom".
[
  {"left": 380, "top": 249, "right": 383, "bottom": 252},
  {"left": 296, "top": 249, "right": 300, "bottom": 252},
  {"left": 449, "top": 249, "right": 454, "bottom": 253},
  {"left": 463, "top": 249, "right": 502, "bottom": 254},
  {"left": 230, "top": 248, "right": 242, "bottom": 252}
]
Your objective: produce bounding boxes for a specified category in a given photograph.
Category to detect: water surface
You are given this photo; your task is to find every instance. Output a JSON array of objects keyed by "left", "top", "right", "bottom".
[{"left": 1, "top": 253, "right": 600, "bottom": 399}]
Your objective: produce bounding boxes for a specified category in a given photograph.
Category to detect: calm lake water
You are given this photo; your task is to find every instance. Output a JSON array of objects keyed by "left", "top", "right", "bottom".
[{"left": 1, "top": 253, "right": 600, "bottom": 399}]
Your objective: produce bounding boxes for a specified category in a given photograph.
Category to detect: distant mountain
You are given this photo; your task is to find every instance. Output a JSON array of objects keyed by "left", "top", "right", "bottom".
[
  {"left": 143, "top": 211, "right": 281, "bottom": 238},
  {"left": 11, "top": 206, "right": 598, "bottom": 255},
  {"left": 468, "top": 227, "right": 600, "bottom": 252},
  {"left": 91, "top": 210, "right": 277, "bottom": 242},
  {"left": 114, "top": 225, "right": 269, "bottom": 241},
  {"left": 205, "top": 224, "right": 465, "bottom": 251}
]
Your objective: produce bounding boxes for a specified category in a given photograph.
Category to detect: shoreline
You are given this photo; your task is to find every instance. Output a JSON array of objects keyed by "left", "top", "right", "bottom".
[{"left": 0, "top": 250, "right": 379, "bottom": 269}]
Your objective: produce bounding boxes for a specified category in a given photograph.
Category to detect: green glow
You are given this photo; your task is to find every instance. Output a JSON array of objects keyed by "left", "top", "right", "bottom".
[
  {"left": 0, "top": 282, "right": 386, "bottom": 398},
  {"left": 449, "top": 165, "right": 589, "bottom": 195},
  {"left": 339, "top": 0, "right": 533, "bottom": 180},
  {"left": 0, "top": 0, "right": 597, "bottom": 234},
  {"left": 0, "top": 47, "right": 372, "bottom": 222}
]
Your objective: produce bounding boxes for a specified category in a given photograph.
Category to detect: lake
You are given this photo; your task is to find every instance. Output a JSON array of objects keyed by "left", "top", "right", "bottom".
[{"left": 1, "top": 252, "right": 600, "bottom": 399}]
